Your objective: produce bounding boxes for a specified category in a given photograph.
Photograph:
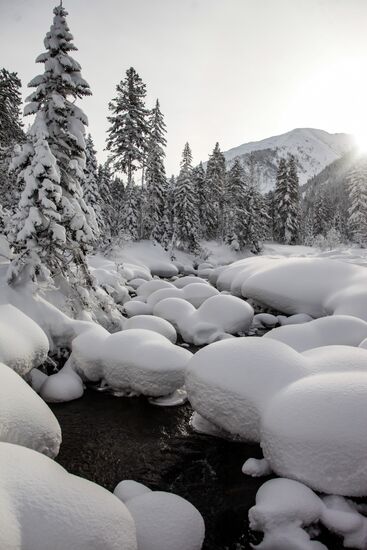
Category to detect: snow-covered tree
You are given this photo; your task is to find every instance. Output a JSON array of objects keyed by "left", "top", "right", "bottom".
[
  {"left": 224, "top": 159, "right": 248, "bottom": 250},
  {"left": 173, "top": 143, "right": 200, "bottom": 253},
  {"left": 192, "top": 162, "right": 206, "bottom": 237},
  {"left": 9, "top": 4, "right": 96, "bottom": 291},
  {"left": 121, "top": 183, "right": 140, "bottom": 242},
  {"left": 347, "top": 158, "right": 367, "bottom": 246},
  {"left": 84, "top": 134, "right": 103, "bottom": 235},
  {"left": 0, "top": 68, "right": 25, "bottom": 213},
  {"left": 203, "top": 142, "right": 226, "bottom": 239},
  {"left": 274, "top": 155, "right": 299, "bottom": 244},
  {"left": 144, "top": 99, "right": 167, "bottom": 243},
  {"left": 106, "top": 67, "right": 149, "bottom": 187}
]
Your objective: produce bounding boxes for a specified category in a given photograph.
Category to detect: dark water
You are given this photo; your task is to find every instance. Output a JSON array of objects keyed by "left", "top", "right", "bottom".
[{"left": 50, "top": 389, "right": 346, "bottom": 550}]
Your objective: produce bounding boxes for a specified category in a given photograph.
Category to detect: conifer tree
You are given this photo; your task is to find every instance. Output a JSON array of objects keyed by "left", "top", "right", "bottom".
[
  {"left": 0, "top": 69, "right": 25, "bottom": 213},
  {"left": 192, "top": 162, "right": 206, "bottom": 237},
  {"left": 144, "top": 99, "right": 167, "bottom": 243},
  {"left": 9, "top": 4, "right": 96, "bottom": 290},
  {"left": 173, "top": 143, "right": 200, "bottom": 253},
  {"left": 122, "top": 183, "right": 140, "bottom": 241},
  {"left": 274, "top": 155, "right": 299, "bottom": 244},
  {"left": 203, "top": 142, "right": 226, "bottom": 239},
  {"left": 97, "top": 162, "right": 113, "bottom": 239},
  {"left": 84, "top": 134, "right": 103, "bottom": 234},
  {"left": 224, "top": 159, "right": 248, "bottom": 249},
  {"left": 347, "top": 158, "right": 367, "bottom": 246},
  {"left": 106, "top": 67, "right": 149, "bottom": 187}
]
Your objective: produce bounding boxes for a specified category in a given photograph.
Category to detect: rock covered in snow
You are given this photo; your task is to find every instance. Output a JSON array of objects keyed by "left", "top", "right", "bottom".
[
  {"left": 154, "top": 294, "right": 254, "bottom": 345},
  {"left": 173, "top": 276, "right": 209, "bottom": 288},
  {"left": 185, "top": 338, "right": 306, "bottom": 441},
  {"left": 0, "top": 442, "right": 137, "bottom": 550},
  {"left": 261, "top": 372, "right": 367, "bottom": 496},
  {"left": 136, "top": 279, "right": 174, "bottom": 300},
  {"left": 40, "top": 361, "right": 84, "bottom": 403},
  {"left": 277, "top": 313, "right": 313, "bottom": 326},
  {"left": 147, "top": 283, "right": 219, "bottom": 310},
  {"left": 0, "top": 363, "right": 61, "bottom": 458},
  {"left": 114, "top": 480, "right": 152, "bottom": 503},
  {"left": 265, "top": 315, "right": 367, "bottom": 351},
  {"left": 124, "top": 300, "right": 152, "bottom": 317},
  {"left": 122, "top": 315, "right": 177, "bottom": 343},
  {"left": 125, "top": 488, "right": 205, "bottom": 550},
  {"left": 0, "top": 304, "right": 49, "bottom": 375},
  {"left": 149, "top": 260, "right": 179, "bottom": 278},
  {"left": 73, "top": 328, "right": 192, "bottom": 397}
]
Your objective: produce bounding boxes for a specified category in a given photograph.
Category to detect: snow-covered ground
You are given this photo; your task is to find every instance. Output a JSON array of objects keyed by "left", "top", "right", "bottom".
[{"left": 2, "top": 238, "right": 367, "bottom": 548}]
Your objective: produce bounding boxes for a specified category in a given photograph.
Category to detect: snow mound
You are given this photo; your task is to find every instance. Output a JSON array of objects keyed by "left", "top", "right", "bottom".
[
  {"left": 125, "top": 488, "right": 205, "bottom": 550},
  {"left": 278, "top": 313, "right": 313, "bottom": 326},
  {"left": 122, "top": 315, "right": 177, "bottom": 343},
  {"left": 185, "top": 338, "right": 306, "bottom": 440},
  {"left": 249, "top": 478, "right": 326, "bottom": 550},
  {"left": 173, "top": 276, "right": 209, "bottom": 288},
  {"left": 124, "top": 300, "right": 152, "bottom": 317},
  {"left": 265, "top": 315, "right": 367, "bottom": 351},
  {"left": 149, "top": 260, "right": 179, "bottom": 278},
  {"left": 215, "top": 256, "right": 367, "bottom": 321},
  {"left": 304, "top": 345, "right": 367, "bottom": 375},
  {"left": 120, "top": 262, "right": 152, "bottom": 282},
  {"left": 253, "top": 313, "right": 278, "bottom": 328},
  {"left": 114, "top": 480, "right": 152, "bottom": 503},
  {"left": 73, "top": 329, "right": 192, "bottom": 397},
  {"left": 0, "top": 363, "right": 61, "bottom": 457},
  {"left": 136, "top": 279, "right": 174, "bottom": 300},
  {"left": 154, "top": 295, "right": 254, "bottom": 345},
  {"left": 0, "top": 304, "right": 49, "bottom": 375},
  {"left": 0, "top": 442, "right": 137, "bottom": 550},
  {"left": 249, "top": 477, "right": 367, "bottom": 549},
  {"left": 261, "top": 372, "right": 367, "bottom": 495},
  {"left": 147, "top": 283, "right": 219, "bottom": 309},
  {"left": 40, "top": 362, "right": 84, "bottom": 403}
]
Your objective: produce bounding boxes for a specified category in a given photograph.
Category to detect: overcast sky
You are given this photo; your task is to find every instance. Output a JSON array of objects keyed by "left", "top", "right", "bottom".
[{"left": 1, "top": 0, "right": 367, "bottom": 174}]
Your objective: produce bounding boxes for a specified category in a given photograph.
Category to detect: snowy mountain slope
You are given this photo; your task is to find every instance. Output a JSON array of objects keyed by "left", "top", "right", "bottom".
[{"left": 220, "top": 128, "right": 354, "bottom": 193}]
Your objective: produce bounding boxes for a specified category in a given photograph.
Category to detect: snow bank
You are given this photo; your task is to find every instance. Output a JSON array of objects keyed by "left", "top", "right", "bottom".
[
  {"left": 215, "top": 255, "right": 367, "bottom": 321},
  {"left": 261, "top": 372, "right": 367, "bottom": 495},
  {"left": 0, "top": 363, "right": 61, "bottom": 457},
  {"left": 0, "top": 304, "right": 49, "bottom": 375},
  {"left": 73, "top": 328, "right": 192, "bottom": 397},
  {"left": 125, "top": 487, "right": 205, "bottom": 550},
  {"left": 185, "top": 338, "right": 306, "bottom": 441},
  {"left": 122, "top": 315, "right": 177, "bottom": 343},
  {"left": 265, "top": 315, "right": 367, "bottom": 351},
  {"left": 154, "top": 295, "right": 254, "bottom": 345},
  {"left": 0, "top": 442, "right": 137, "bottom": 550}
]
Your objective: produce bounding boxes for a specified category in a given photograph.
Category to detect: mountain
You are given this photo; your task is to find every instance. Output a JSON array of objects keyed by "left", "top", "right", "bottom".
[{"left": 220, "top": 128, "right": 355, "bottom": 193}]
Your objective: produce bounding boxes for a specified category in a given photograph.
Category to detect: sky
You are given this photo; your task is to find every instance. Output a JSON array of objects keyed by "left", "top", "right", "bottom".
[{"left": 1, "top": 0, "right": 367, "bottom": 175}]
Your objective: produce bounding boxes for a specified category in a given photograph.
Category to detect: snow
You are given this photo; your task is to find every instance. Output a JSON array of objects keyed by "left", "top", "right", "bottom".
[
  {"left": 261, "top": 372, "right": 367, "bottom": 496},
  {"left": 136, "top": 279, "right": 175, "bottom": 299},
  {"left": 148, "top": 388, "right": 188, "bottom": 407},
  {"left": 0, "top": 363, "right": 61, "bottom": 457},
  {"left": 242, "top": 458, "right": 272, "bottom": 477},
  {"left": 114, "top": 480, "right": 152, "bottom": 503},
  {"left": 0, "top": 304, "right": 49, "bottom": 375},
  {"left": 40, "top": 361, "right": 85, "bottom": 403},
  {"left": 0, "top": 442, "right": 137, "bottom": 550},
  {"left": 149, "top": 260, "right": 179, "bottom": 278},
  {"left": 185, "top": 338, "right": 306, "bottom": 441},
  {"left": 277, "top": 313, "right": 313, "bottom": 326},
  {"left": 125, "top": 488, "right": 205, "bottom": 550},
  {"left": 124, "top": 300, "right": 152, "bottom": 317},
  {"left": 253, "top": 313, "right": 279, "bottom": 328},
  {"left": 173, "top": 276, "right": 209, "bottom": 288},
  {"left": 189, "top": 411, "right": 231, "bottom": 438},
  {"left": 146, "top": 283, "right": 219, "bottom": 309},
  {"left": 264, "top": 315, "right": 367, "bottom": 351},
  {"left": 72, "top": 328, "right": 192, "bottom": 397},
  {"left": 122, "top": 315, "right": 177, "bottom": 343},
  {"left": 249, "top": 478, "right": 367, "bottom": 549},
  {"left": 154, "top": 294, "right": 254, "bottom": 345}
]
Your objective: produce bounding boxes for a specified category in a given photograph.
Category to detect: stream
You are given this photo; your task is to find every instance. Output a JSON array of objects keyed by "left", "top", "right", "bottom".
[{"left": 51, "top": 389, "right": 346, "bottom": 550}]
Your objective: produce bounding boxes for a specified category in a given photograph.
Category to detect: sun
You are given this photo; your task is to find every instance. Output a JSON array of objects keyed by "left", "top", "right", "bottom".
[{"left": 353, "top": 131, "right": 367, "bottom": 154}]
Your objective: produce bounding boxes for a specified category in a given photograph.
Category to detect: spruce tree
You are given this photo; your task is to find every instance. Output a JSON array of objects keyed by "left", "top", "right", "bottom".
[
  {"left": 144, "top": 99, "right": 167, "bottom": 243},
  {"left": 84, "top": 134, "right": 103, "bottom": 234},
  {"left": 274, "top": 155, "right": 299, "bottom": 244},
  {"left": 173, "top": 143, "right": 200, "bottom": 253},
  {"left": 347, "top": 158, "right": 367, "bottom": 246},
  {"left": 9, "top": 4, "right": 96, "bottom": 290},
  {"left": 0, "top": 69, "right": 25, "bottom": 213},
  {"left": 122, "top": 183, "right": 140, "bottom": 241},
  {"left": 106, "top": 67, "right": 149, "bottom": 186},
  {"left": 192, "top": 162, "right": 206, "bottom": 237},
  {"left": 224, "top": 159, "right": 248, "bottom": 249},
  {"left": 203, "top": 142, "right": 226, "bottom": 239}
]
